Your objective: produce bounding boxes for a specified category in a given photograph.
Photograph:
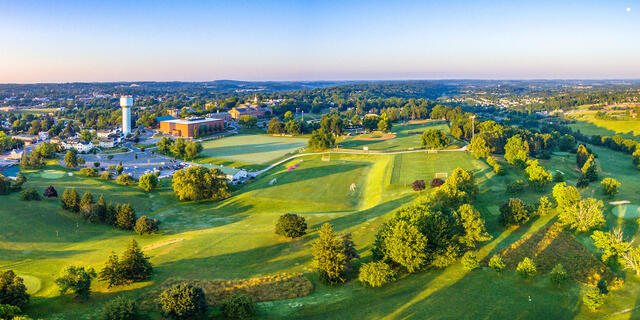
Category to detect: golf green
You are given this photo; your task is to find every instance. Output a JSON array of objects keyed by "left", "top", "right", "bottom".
[
  {"left": 612, "top": 204, "right": 640, "bottom": 219},
  {"left": 40, "top": 170, "right": 65, "bottom": 179}
]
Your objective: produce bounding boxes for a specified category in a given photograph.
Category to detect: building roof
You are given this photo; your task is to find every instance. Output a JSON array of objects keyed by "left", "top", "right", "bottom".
[
  {"left": 160, "top": 117, "right": 222, "bottom": 125},
  {"left": 156, "top": 115, "right": 176, "bottom": 122}
]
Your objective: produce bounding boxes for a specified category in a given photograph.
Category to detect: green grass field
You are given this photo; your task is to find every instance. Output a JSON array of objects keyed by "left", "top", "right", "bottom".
[
  {"left": 568, "top": 111, "right": 640, "bottom": 138},
  {"left": 197, "top": 134, "right": 308, "bottom": 169},
  {"left": 338, "top": 121, "right": 463, "bottom": 151},
  {"left": 6, "top": 144, "right": 640, "bottom": 319}
]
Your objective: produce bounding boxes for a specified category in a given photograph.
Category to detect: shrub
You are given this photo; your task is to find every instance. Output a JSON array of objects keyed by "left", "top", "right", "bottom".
[
  {"left": 134, "top": 216, "right": 160, "bottom": 235},
  {"left": 430, "top": 178, "right": 444, "bottom": 188},
  {"left": 0, "top": 270, "right": 30, "bottom": 308},
  {"left": 117, "top": 174, "right": 135, "bottom": 186},
  {"left": 506, "top": 180, "right": 526, "bottom": 194},
  {"left": 549, "top": 264, "right": 568, "bottom": 286},
  {"left": 138, "top": 173, "right": 158, "bottom": 192},
  {"left": 499, "top": 198, "right": 531, "bottom": 226},
  {"left": 221, "top": 293, "right": 257, "bottom": 319},
  {"left": 43, "top": 185, "right": 57, "bottom": 198},
  {"left": 104, "top": 296, "right": 139, "bottom": 320},
  {"left": 100, "top": 171, "right": 112, "bottom": 180},
  {"left": 55, "top": 266, "right": 97, "bottom": 301},
  {"left": 0, "top": 304, "right": 21, "bottom": 320},
  {"left": 553, "top": 171, "right": 565, "bottom": 182},
  {"left": 461, "top": 251, "right": 479, "bottom": 270},
  {"left": 275, "top": 213, "right": 307, "bottom": 238},
  {"left": 159, "top": 284, "right": 208, "bottom": 320},
  {"left": 582, "top": 287, "right": 605, "bottom": 311},
  {"left": 488, "top": 255, "right": 505, "bottom": 272},
  {"left": 412, "top": 180, "right": 426, "bottom": 191},
  {"left": 516, "top": 257, "right": 537, "bottom": 279},
  {"left": 358, "top": 261, "right": 396, "bottom": 287},
  {"left": 79, "top": 167, "right": 98, "bottom": 177},
  {"left": 19, "top": 187, "right": 41, "bottom": 201}
]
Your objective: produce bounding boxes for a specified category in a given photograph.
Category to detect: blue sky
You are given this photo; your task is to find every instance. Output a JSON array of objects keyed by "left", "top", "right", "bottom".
[{"left": 0, "top": 0, "right": 637, "bottom": 82}]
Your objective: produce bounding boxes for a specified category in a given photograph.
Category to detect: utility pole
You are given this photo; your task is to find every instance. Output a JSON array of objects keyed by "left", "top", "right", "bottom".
[{"left": 471, "top": 115, "right": 476, "bottom": 141}]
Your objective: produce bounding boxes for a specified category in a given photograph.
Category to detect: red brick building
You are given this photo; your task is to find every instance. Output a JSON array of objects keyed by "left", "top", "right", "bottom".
[{"left": 158, "top": 117, "right": 224, "bottom": 138}]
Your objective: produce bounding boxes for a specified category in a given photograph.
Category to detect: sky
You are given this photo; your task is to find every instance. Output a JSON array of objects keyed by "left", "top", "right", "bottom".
[{"left": 0, "top": 0, "right": 638, "bottom": 82}]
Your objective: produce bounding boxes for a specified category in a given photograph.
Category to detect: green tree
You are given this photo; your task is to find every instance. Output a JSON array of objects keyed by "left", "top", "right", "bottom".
[
  {"left": 170, "top": 138, "right": 186, "bottom": 159},
  {"left": 461, "top": 251, "right": 479, "bottom": 270},
  {"left": 267, "top": 117, "right": 284, "bottom": 134},
  {"left": 621, "top": 247, "right": 640, "bottom": 276},
  {"left": 552, "top": 183, "right": 581, "bottom": 211},
  {"left": 104, "top": 296, "right": 139, "bottom": 320},
  {"left": 184, "top": 141, "right": 202, "bottom": 160},
  {"left": 576, "top": 144, "right": 591, "bottom": 168},
  {"left": 55, "top": 266, "right": 96, "bottom": 301},
  {"left": 421, "top": 129, "right": 449, "bottom": 149},
  {"left": 115, "top": 204, "right": 137, "bottom": 230},
  {"left": 99, "top": 252, "right": 125, "bottom": 288},
  {"left": 516, "top": 257, "right": 537, "bottom": 279},
  {"left": 275, "top": 213, "right": 307, "bottom": 238},
  {"left": 116, "top": 174, "right": 134, "bottom": 186},
  {"left": 582, "top": 287, "right": 605, "bottom": 311},
  {"left": 358, "top": 261, "right": 396, "bottom": 287},
  {"left": 581, "top": 155, "right": 598, "bottom": 182},
  {"left": 285, "top": 120, "right": 302, "bottom": 135},
  {"left": 549, "top": 264, "right": 568, "bottom": 286},
  {"left": 171, "top": 166, "right": 230, "bottom": 201},
  {"left": 64, "top": 150, "right": 78, "bottom": 168},
  {"left": 159, "top": 284, "right": 208, "bottom": 320},
  {"left": 384, "top": 220, "right": 427, "bottom": 273},
  {"left": 559, "top": 198, "right": 604, "bottom": 232},
  {"left": 455, "top": 204, "right": 491, "bottom": 248},
  {"left": 238, "top": 115, "right": 258, "bottom": 128},
  {"left": 489, "top": 255, "right": 505, "bottom": 272},
  {"left": 499, "top": 198, "right": 530, "bottom": 226},
  {"left": 221, "top": 293, "right": 257, "bottom": 319},
  {"left": 119, "top": 239, "right": 153, "bottom": 282},
  {"left": 524, "top": 160, "right": 552, "bottom": 191},
  {"left": 470, "top": 136, "right": 490, "bottom": 159},
  {"left": 504, "top": 135, "right": 529, "bottom": 168},
  {"left": 156, "top": 137, "right": 173, "bottom": 154},
  {"left": 0, "top": 304, "right": 21, "bottom": 319},
  {"left": 138, "top": 173, "right": 158, "bottom": 192},
  {"left": 591, "top": 229, "right": 629, "bottom": 263},
  {"left": 307, "top": 129, "right": 335, "bottom": 151},
  {"left": 61, "top": 188, "right": 80, "bottom": 212},
  {"left": 0, "top": 270, "right": 29, "bottom": 308},
  {"left": 312, "top": 223, "right": 348, "bottom": 284},
  {"left": 134, "top": 216, "right": 159, "bottom": 235},
  {"left": 600, "top": 178, "right": 620, "bottom": 199}
]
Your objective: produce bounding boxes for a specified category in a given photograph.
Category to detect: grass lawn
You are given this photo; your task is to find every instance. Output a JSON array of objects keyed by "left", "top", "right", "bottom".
[
  {"left": 338, "top": 121, "right": 463, "bottom": 151},
  {"left": 197, "top": 134, "right": 308, "bottom": 168},
  {"left": 568, "top": 111, "right": 640, "bottom": 138},
  {"left": 6, "top": 146, "right": 640, "bottom": 319}
]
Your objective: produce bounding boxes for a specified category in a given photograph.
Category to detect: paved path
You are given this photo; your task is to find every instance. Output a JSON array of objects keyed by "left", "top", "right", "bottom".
[{"left": 251, "top": 144, "right": 469, "bottom": 177}]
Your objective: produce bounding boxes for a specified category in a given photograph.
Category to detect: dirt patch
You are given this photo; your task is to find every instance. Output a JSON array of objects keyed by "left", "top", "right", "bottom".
[
  {"left": 140, "top": 273, "right": 313, "bottom": 308},
  {"left": 487, "top": 223, "right": 619, "bottom": 286},
  {"left": 354, "top": 134, "right": 396, "bottom": 141}
]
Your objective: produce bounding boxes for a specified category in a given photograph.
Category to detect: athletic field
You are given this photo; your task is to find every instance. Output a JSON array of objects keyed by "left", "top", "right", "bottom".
[{"left": 198, "top": 134, "right": 308, "bottom": 165}]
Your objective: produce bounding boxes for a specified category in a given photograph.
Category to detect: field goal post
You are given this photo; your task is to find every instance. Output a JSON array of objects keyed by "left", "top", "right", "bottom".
[
  {"left": 321, "top": 153, "right": 331, "bottom": 162},
  {"left": 434, "top": 172, "right": 448, "bottom": 180}
]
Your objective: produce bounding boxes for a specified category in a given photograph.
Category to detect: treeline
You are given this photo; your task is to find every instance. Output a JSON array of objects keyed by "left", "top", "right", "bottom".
[{"left": 61, "top": 188, "right": 159, "bottom": 235}]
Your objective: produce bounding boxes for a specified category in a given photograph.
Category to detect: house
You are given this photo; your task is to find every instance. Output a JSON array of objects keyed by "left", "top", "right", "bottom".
[
  {"left": 208, "top": 111, "right": 233, "bottom": 122},
  {"left": 228, "top": 104, "right": 272, "bottom": 119},
  {"left": 50, "top": 137, "right": 63, "bottom": 144},
  {"left": 158, "top": 117, "right": 225, "bottom": 138},
  {"left": 225, "top": 169, "right": 250, "bottom": 184},
  {"left": 96, "top": 130, "right": 112, "bottom": 138},
  {"left": 38, "top": 131, "right": 50, "bottom": 141},
  {"left": 99, "top": 139, "right": 116, "bottom": 148},
  {"left": 62, "top": 139, "right": 94, "bottom": 153},
  {"left": 7, "top": 150, "right": 23, "bottom": 160}
]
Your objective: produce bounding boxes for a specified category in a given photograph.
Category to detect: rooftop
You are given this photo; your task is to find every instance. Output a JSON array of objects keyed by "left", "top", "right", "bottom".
[{"left": 160, "top": 117, "right": 222, "bottom": 125}]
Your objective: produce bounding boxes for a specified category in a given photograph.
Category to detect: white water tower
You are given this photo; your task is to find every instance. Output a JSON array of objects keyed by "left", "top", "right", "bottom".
[{"left": 120, "top": 95, "right": 133, "bottom": 134}]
